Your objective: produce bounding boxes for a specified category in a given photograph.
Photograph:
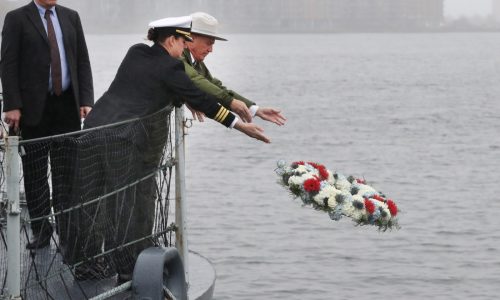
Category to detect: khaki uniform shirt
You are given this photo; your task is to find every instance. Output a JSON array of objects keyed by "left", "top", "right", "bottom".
[{"left": 181, "top": 49, "right": 255, "bottom": 110}]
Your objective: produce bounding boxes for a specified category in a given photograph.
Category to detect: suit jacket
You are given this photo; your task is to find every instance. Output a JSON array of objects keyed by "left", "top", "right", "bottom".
[
  {"left": 0, "top": 1, "right": 93, "bottom": 127},
  {"left": 181, "top": 49, "right": 255, "bottom": 110},
  {"left": 84, "top": 43, "right": 234, "bottom": 129}
]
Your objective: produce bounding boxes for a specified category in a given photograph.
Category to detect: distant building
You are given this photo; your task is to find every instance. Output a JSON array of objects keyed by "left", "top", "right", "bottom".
[
  {"left": 1, "top": 0, "right": 445, "bottom": 33},
  {"left": 198, "top": 0, "right": 445, "bottom": 32}
]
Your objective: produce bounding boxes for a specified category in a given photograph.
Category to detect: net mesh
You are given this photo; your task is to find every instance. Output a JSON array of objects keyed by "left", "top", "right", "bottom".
[
  {"left": 0, "top": 106, "right": 176, "bottom": 299},
  {"left": 1, "top": 141, "right": 7, "bottom": 297}
]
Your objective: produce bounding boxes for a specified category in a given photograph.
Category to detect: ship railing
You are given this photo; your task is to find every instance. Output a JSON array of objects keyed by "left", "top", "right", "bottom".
[{"left": 0, "top": 92, "right": 190, "bottom": 299}]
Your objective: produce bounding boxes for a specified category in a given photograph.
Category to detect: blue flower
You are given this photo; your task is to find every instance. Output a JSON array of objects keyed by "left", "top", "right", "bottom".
[
  {"left": 328, "top": 206, "right": 343, "bottom": 221},
  {"left": 305, "top": 164, "right": 315, "bottom": 172},
  {"left": 276, "top": 160, "right": 287, "bottom": 169},
  {"left": 320, "top": 181, "right": 329, "bottom": 189}
]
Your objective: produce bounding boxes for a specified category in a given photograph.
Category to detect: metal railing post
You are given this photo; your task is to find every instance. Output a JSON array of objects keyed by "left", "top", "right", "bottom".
[
  {"left": 174, "top": 106, "right": 189, "bottom": 285},
  {"left": 5, "top": 135, "right": 22, "bottom": 299}
]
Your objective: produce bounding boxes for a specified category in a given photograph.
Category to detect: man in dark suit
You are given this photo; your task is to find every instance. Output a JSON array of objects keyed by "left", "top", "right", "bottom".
[{"left": 0, "top": 0, "right": 93, "bottom": 249}]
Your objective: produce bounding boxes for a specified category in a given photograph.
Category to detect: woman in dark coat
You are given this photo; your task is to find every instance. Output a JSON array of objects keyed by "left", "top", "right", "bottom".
[
  {"left": 85, "top": 16, "right": 269, "bottom": 139},
  {"left": 69, "top": 16, "right": 270, "bottom": 282}
]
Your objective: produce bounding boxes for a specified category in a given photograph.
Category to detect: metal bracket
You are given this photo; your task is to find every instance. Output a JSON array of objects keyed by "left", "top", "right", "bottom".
[
  {"left": 7, "top": 201, "right": 21, "bottom": 216},
  {"left": 183, "top": 118, "right": 192, "bottom": 136}
]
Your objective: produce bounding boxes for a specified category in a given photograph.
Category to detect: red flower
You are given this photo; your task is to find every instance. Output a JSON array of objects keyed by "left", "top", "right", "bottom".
[
  {"left": 317, "top": 166, "right": 329, "bottom": 181},
  {"left": 308, "top": 162, "right": 319, "bottom": 169},
  {"left": 372, "top": 195, "right": 385, "bottom": 202},
  {"left": 303, "top": 178, "right": 321, "bottom": 192},
  {"left": 293, "top": 161, "right": 305, "bottom": 165},
  {"left": 387, "top": 200, "right": 398, "bottom": 216},
  {"left": 356, "top": 178, "right": 366, "bottom": 184},
  {"left": 364, "top": 198, "right": 375, "bottom": 214},
  {"left": 304, "top": 162, "right": 329, "bottom": 181}
]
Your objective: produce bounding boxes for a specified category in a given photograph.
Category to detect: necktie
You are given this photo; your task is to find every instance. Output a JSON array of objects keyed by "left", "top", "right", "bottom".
[
  {"left": 193, "top": 61, "right": 202, "bottom": 72},
  {"left": 44, "top": 10, "right": 62, "bottom": 96}
]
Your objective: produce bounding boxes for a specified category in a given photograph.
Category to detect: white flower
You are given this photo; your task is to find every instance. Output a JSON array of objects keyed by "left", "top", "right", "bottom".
[
  {"left": 357, "top": 184, "right": 378, "bottom": 198},
  {"left": 351, "top": 194, "right": 364, "bottom": 202},
  {"left": 343, "top": 195, "right": 365, "bottom": 220},
  {"left": 334, "top": 177, "right": 351, "bottom": 192},
  {"left": 326, "top": 172, "right": 336, "bottom": 185},
  {"left": 313, "top": 185, "right": 338, "bottom": 206},
  {"left": 341, "top": 201, "right": 358, "bottom": 219},
  {"left": 294, "top": 165, "right": 309, "bottom": 175},
  {"left": 277, "top": 161, "right": 399, "bottom": 230},
  {"left": 327, "top": 190, "right": 351, "bottom": 208},
  {"left": 330, "top": 188, "right": 345, "bottom": 207},
  {"left": 288, "top": 173, "right": 314, "bottom": 186},
  {"left": 376, "top": 203, "right": 392, "bottom": 221},
  {"left": 304, "top": 163, "right": 316, "bottom": 173},
  {"left": 327, "top": 197, "right": 338, "bottom": 208}
]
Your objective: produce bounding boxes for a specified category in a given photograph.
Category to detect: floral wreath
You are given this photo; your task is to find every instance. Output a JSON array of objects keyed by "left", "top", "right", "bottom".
[{"left": 275, "top": 160, "right": 400, "bottom": 231}]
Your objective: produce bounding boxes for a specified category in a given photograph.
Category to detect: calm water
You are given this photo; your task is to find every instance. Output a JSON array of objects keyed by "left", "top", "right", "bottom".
[{"left": 88, "top": 33, "right": 500, "bottom": 300}]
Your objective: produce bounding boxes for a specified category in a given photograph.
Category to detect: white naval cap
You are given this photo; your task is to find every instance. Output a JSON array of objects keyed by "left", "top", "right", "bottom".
[
  {"left": 190, "top": 12, "right": 227, "bottom": 41},
  {"left": 148, "top": 16, "right": 193, "bottom": 41}
]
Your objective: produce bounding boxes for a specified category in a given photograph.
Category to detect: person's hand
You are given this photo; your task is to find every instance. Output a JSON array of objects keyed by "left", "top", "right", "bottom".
[
  {"left": 80, "top": 106, "right": 92, "bottom": 119},
  {"left": 256, "top": 107, "right": 286, "bottom": 126},
  {"left": 4, "top": 109, "right": 21, "bottom": 132},
  {"left": 234, "top": 120, "right": 270, "bottom": 143},
  {"left": 186, "top": 104, "right": 205, "bottom": 122},
  {"left": 230, "top": 99, "right": 252, "bottom": 123}
]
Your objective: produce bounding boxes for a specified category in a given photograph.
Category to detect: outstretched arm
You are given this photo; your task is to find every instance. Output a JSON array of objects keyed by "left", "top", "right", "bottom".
[
  {"left": 256, "top": 107, "right": 287, "bottom": 126},
  {"left": 168, "top": 62, "right": 270, "bottom": 143},
  {"left": 230, "top": 99, "right": 252, "bottom": 123},
  {"left": 233, "top": 121, "right": 270, "bottom": 144},
  {"left": 186, "top": 104, "right": 206, "bottom": 122},
  {"left": 183, "top": 61, "right": 254, "bottom": 122}
]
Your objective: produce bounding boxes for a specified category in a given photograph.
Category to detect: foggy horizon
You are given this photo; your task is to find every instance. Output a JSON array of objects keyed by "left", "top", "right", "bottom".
[
  {"left": 0, "top": 0, "right": 497, "bottom": 18},
  {"left": 1, "top": 0, "right": 500, "bottom": 34}
]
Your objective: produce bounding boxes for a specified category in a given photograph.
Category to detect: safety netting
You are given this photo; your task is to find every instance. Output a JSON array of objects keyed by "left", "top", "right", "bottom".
[{"left": 0, "top": 106, "right": 176, "bottom": 299}]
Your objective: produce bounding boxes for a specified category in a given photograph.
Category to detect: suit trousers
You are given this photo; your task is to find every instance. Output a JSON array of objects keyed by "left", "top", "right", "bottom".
[{"left": 20, "top": 89, "right": 80, "bottom": 237}]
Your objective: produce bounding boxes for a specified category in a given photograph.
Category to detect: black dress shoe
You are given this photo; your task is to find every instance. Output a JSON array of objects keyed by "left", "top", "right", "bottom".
[{"left": 26, "top": 234, "right": 51, "bottom": 249}]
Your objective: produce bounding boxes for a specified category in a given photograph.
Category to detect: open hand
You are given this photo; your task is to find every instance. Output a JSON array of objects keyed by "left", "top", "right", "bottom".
[
  {"left": 3, "top": 109, "right": 21, "bottom": 133},
  {"left": 256, "top": 107, "right": 286, "bottom": 126},
  {"left": 230, "top": 99, "right": 252, "bottom": 123},
  {"left": 234, "top": 121, "right": 270, "bottom": 143},
  {"left": 80, "top": 106, "right": 92, "bottom": 119},
  {"left": 186, "top": 104, "right": 206, "bottom": 122}
]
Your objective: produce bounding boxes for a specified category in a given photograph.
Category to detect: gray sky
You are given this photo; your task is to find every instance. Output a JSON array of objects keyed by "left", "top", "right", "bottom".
[
  {"left": 445, "top": 0, "right": 493, "bottom": 17},
  {"left": 2, "top": 0, "right": 495, "bottom": 19}
]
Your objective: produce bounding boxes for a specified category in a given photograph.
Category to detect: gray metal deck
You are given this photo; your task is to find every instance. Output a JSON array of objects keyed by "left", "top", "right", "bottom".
[
  {"left": 188, "top": 251, "right": 216, "bottom": 300},
  {"left": 0, "top": 240, "right": 215, "bottom": 300}
]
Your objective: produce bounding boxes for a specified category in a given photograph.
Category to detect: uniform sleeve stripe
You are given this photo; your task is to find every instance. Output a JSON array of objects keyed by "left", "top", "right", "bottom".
[
  {"left": 214, "top": 107, "right": 228, "bottom": 122},
  {"left": 211, "top": 106, "right": 235, "bottom": 127},
  {"left": 219, "top": 110, "right": 229, "bottom": 122},
  {"left": 214, "top": 107, "right": 224, "bottom": 121}
]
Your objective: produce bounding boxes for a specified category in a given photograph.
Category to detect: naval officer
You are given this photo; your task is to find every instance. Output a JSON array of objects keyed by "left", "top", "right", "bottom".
[
  {"left": 182, "top": 12, "right": 286, "bottom": 126},
  {"left": 74, "top": 16, "right": 270, "bottom": 282}
]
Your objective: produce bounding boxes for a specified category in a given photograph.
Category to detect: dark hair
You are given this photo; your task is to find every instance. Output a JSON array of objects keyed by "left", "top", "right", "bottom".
[
  {"left": 147, "top": 28, "right": 180, "bottom": 44},
  {"left": 147, "top": 28, "right": 159, "bottom": 42}
]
